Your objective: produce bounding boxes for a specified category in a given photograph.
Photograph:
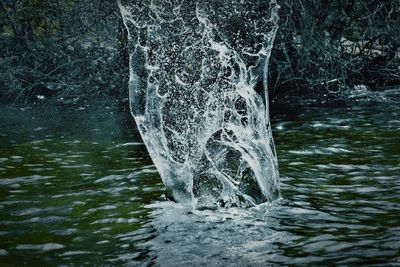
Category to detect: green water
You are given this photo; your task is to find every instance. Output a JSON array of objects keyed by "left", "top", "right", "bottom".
[
  {"left": 0, "top": 89, "right": 399, "bottom": 266},
  {"left": 0, "top": 103, "right": 162, "bottom": 265}
]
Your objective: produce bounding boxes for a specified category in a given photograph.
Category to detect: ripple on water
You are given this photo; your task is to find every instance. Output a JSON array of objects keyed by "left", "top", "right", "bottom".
[
  {"left": 16, "top": 243, "right": 65, "bottom": 252},
  {"left": 94, "top": 174, "right": 126, "bottom": 184},
  {"left": 0, "top": 94, "right": 399, "bottom": 265},
  {"left": 0, "top": 175, "right": 55, "bottom": 186}
]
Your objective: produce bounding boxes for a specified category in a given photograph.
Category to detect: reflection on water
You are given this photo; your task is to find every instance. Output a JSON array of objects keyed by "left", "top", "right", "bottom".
[
  {"left": 0, "top": 103, "right": 163, "bottom": 265},
  {"left": 1, "top": 90, "right": 400, "bottom": 266}
]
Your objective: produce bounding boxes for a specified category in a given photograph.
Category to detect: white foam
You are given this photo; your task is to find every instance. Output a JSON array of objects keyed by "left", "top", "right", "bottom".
[{"left": 119, "top": 0, "right": 280, "bottom": 208}]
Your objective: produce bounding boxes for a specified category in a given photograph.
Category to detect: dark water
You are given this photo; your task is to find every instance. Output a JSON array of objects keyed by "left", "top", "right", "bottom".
[{"left": 0, "top": 89, "right": 399, "bottom": 266}]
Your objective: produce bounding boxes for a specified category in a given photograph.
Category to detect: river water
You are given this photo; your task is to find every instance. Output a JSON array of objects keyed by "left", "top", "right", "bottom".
[{"left": 0, "top": 89, "right": 399, "bottom": 266}]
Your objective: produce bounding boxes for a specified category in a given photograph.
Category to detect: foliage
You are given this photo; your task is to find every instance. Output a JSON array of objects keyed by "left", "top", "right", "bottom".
[
  {"left": 0, "top": 0, "right": 399, "bottom": 105},
  {"left": 270, "top": 0, "right": 400, "bottom": 102},
  {"left": 0, "top": 0, "right": 128, "bottom": 104}
]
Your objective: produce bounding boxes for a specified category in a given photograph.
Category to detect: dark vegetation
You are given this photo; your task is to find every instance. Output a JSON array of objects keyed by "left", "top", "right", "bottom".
[
  {"left": 0, "top": 0, "right": 129, "bottom": 105},
  {"left": 270, "top": 0, "right": 400, "bottom": 105},
  {"left": 1, "top": 0, "right": 399, "bottom": 106}
]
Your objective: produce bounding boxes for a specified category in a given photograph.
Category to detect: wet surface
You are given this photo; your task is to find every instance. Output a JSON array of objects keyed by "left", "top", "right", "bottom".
[{"left": 1, "top": 89, "right": 399, "bottom": 266}]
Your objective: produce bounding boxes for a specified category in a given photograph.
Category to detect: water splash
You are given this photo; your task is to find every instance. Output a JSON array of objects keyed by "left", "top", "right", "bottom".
[{"left": 118, "top": 0, "right": 280, "bottom": 208}]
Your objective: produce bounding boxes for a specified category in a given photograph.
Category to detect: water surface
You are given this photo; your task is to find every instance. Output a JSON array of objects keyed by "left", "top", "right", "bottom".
[{"left": 0, "top": 90, "right": 399, "bottom": 266}]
